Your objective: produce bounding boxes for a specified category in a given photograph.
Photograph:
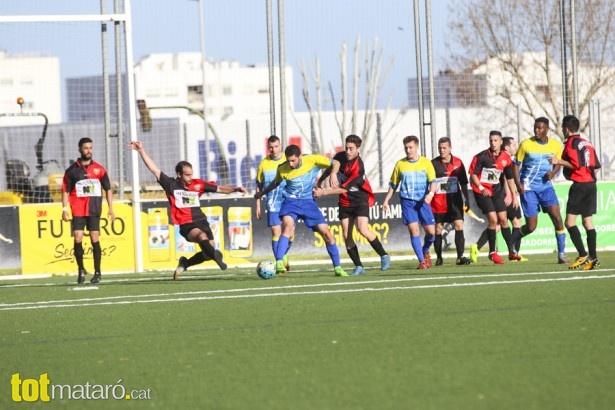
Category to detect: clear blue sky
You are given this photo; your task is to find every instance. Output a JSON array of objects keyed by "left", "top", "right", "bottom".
[{"left": 0, "top": 0, "right": 456, "bottom": 110}]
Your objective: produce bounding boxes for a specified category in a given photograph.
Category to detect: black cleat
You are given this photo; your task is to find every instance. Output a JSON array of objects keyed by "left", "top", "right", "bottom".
[
  {"left": 90, "top": 272, "right": 101, "bottom": 284},
  {"left": 214, "top": 250, "right": 227, "bottom": 270},
  {"left": 174, "top": 256, "right": 188, "bottom": 280},
  {"left": 456, "top": 257, "right": 472, "bottom": 265},
  {"left": 435, "top": 257, "right": 444, "bottom": 266},
  {"left": 77, "top": 269, "right": 87, "bottom": 284}
]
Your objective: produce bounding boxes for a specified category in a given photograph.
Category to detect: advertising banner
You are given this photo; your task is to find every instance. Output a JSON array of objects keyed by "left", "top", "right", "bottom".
[
  {"left": 497, "top": 182, "right": 615, "bottom": 253},
  {"left": 19, "top": 202, "right": 135, "bottom": 275},
  {"left": 4, "top": 181, "right": 613, "bottom": 274}
]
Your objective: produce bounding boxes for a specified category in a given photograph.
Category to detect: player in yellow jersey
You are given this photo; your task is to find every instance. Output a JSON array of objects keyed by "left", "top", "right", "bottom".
[
  {"left": 255, "top": 136, "right": 293, "bottom": 270},
  {"left": 255, "top": 145, "right": 348, "bottom": 277},
  {"left": 382, "top": 136, "right": 437, "bottom": 270}
]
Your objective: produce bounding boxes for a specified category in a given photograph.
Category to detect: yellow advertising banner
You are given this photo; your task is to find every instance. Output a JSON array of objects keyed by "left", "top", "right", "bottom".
[
  {"left": 19, "top": 202, "right": 135, "bottom": 275},
  {"left": 228, "top": 206, "right": 253, "bottom": 257},
  {"left": 141, "top": 206, "right": 226, "bottom": 271}
]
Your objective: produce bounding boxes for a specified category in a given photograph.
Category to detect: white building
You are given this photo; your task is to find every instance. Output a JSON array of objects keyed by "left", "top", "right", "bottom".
[
  {"left": 133, "top": 53, "right": 294, "bottom": 121},
  {"left": 0, "top": 50, "right": 62, "bottom": 125}
]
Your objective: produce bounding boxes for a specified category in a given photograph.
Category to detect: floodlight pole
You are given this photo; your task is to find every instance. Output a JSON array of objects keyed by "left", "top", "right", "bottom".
[{"left": 197, "top": 0, "right": 211, "bottom": 181}]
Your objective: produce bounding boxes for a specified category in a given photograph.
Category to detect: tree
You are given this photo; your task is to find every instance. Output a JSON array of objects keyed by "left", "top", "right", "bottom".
[
  {"left": 447, "top": 0, "right": 615, "bottom": 140},
  {"left": 292, "top": 36, "right": 407, "bottom": 156}
]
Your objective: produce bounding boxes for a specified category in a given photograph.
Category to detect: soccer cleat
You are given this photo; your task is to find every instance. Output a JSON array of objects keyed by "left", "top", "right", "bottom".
[
  {"left": 456, "top": 257, "right": 471, "bottom": 265},
  {"left": 283, "top": 254, "right": 290, "bottom": 272},
  {"left": 489, "top": 252, "right": 504, "bottom": 264},
  {"left": 435, "top": 257, "right": 444, "bottom": 266},
  {"left": 424, "top": 253, "right": 432, "bottom": 268},
  {"left": 174, "top": 256, "right": 188, "bottom": 280},
  {"left": 582, "top": 258, "right": 600, "bottom": 271},
  {"left": 508, "top": 252, "right": 522, "bottom": 262},
  {"left": 275, "top": 260, "right": 287, "bottom": 275},
  {"left": 380, "top": 254, "right": 391, "bottom": 271},
  {"left": 351, "top": 266, "right": 366, "bottom": 276},
  {"left": 334, "top": 266, "right": 348, "bottom": 277},
  {"left": 77, "top": 269, "right": 86, "bottom": 284},
  {"left": 213, "top": 250, "right": 227, "bottom": 270},
  {"left": 557, "top": 253, "right": 569, "bottom": 264},
  {"left": 90, "top": 272, "right": 101, "bottom": 284},
  {"left": 469, "top": 244, "right": 479, "bottom": 263},
  {"left": 518, "top": 255, "right": 529, "bottom": 262},
  {"left": 417, "top": 261, "right": 429, "bottom": 270},
  {"left": 569, "top": 255, "right": 589, "bottom": 270}
]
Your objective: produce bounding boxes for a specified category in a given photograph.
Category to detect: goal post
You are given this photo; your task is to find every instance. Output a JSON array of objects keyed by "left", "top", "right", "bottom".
[{"left": 0, "top": 1, "right": 144, "bottom": 271}]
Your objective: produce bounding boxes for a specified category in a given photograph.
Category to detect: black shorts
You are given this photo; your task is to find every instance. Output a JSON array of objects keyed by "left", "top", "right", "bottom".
[
  {"left": 179, "top": 220, "right": 214, "bottom": 241},
  {"left": 506, "top": 202, "right": 522, "bottom": 221},
  {"left": 475, "top": 191, "right": 507, "bottom": 215},
  {"left": 338, "top": 203, "right": 370, "bottom": 219},
  {"left": 72, "top": 216, "right": 101, "bottom": 232},
  {"left": 566, "top": 182, "right": 597, "bottom": 216},
  {"left": 433, "top": 205, "right": 464, "bottom": 224}
]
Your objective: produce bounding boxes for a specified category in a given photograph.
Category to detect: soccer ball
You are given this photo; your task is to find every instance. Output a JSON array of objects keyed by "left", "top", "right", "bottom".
[{"left": 256, "top": 260, "right": 276, "bottom": 279}]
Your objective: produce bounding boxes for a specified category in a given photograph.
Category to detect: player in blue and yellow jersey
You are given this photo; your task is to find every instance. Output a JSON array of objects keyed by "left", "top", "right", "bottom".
[
  {"left": 255, "top": 136, "right": 292, "bottom": 269},
  {"left": 382, "top": 135, "right": 437, "bottom": 270},
  {"left": 255, "top": 144, "right": 348, "bottom": 277},
  {"left": 511, "top": 117, "right": 568, "bottom": 264}
]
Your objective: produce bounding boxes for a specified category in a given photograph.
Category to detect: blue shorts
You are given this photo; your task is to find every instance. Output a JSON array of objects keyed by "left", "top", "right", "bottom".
[
  {"left": 267, "top": 211, "right": 282, "bottom": 227},
  {"left": 401, "top": 198, "right": 435, "bottom": 226},
  {"left": 520, "top": 188, "right": 560, "bottom": 218},
  {"left": 280, "top": 198, "right": 326, "bottom": 228}
]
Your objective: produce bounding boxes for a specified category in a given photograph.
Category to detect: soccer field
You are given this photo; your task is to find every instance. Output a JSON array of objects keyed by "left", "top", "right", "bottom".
[{"left": 2, "top": 252, "right": 614, "bottom": 409}]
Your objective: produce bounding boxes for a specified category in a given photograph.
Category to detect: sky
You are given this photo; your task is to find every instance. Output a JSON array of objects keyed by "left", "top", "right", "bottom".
[{"left": 0, "top": 0, "right": 457, "bottom": 111}]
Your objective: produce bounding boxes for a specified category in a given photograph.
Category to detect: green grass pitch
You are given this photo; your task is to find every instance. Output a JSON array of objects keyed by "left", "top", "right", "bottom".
[{"left": 1, "top": 252, "right": 614, "bottom": 409}]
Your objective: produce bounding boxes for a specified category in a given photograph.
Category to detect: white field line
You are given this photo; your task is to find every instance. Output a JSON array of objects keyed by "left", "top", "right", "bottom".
[
  {"left": 0, "top": 269, "right": 602, "bottom": 304},
  {"left": 0, "top": 272, "right": 613, "bottom": 312}
]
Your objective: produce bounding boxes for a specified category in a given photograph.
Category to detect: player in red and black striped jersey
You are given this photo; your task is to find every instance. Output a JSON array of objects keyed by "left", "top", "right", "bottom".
[
  {"left": 430, "top": 137, "right": 471, "bottom": 266},
  {"left": 314, "top": 135, "right": 390, "bottom": 275},
  {"left": 468, "top": 131, "right": 520, "bottom": 264},
  {"left": 130, "top": 141, "right": 247, "bottom": 280},
  {"left": 549, "top": 115, "right": 602, "bottom": 270},
  {"left": 62, "top": 137, "right": 115, "bottom": 284}
]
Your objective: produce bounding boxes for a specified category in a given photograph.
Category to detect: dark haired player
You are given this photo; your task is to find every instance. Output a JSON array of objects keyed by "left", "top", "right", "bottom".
[
  {"left": 430, "top": 137, "right": 471, "bottom": 266},
  {"left": 549, "top": 115, "right": 601, "bottom": 270},
  {"left": 255, "top": 144, "right": 348, "bottom": 277},
  {"left": 511, "top": 117, "right": 568, "bottom": 264},
  {"left": 314, "top": 134, "right": 390, "bottom": 275},
  {"left": 62, "top": 137, "right": 115, "bottom": 284},
  {"left": 129, "top": 140, "right": 246, "bottom": 280},
  {"left": 468, "top": 131, "right": 520, "bottom": 264}
]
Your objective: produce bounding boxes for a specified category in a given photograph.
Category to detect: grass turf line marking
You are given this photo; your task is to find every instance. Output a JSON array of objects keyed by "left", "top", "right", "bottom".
[
  {"left": 1, "top": 269, "right": 611, "bottom": 307},
  {"left": 1, "top": 274, "right": 613, "bottom": 311},
  {"left": 1, "top": 269, "right": 613, "bottom": 308}
]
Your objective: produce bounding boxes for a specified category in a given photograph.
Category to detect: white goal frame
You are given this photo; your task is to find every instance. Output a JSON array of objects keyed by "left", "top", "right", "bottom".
[{"left": 0, "top": 1, "right": 144, "bottom": 271}]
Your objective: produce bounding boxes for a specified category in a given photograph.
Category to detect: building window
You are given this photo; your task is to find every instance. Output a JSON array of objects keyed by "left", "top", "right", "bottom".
[
  {"left": 223, "top": 86, "right": 232, "bottom": 95},
  {"left": 188, "top": 85, "right": 202, "bottom": 103}
]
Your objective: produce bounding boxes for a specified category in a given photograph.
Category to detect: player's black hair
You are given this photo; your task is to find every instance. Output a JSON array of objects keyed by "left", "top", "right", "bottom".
[
  {"left": 78, "top": 137, "right": 92, "bottom": 148},
  {"left": 489, "top": 130, "right": 502, "bottom": 137},
  {"left": 284, "top": 144, "right": 301, "bottom": 158},
  {"left": 562, "top": 115, "right": 580, "bottom": 133},
  {"left": 175, "top": 160, "right": 192, "bottom": 175},
  {"left": 535, "top": 116, "right": 550, "bottom": 127}
]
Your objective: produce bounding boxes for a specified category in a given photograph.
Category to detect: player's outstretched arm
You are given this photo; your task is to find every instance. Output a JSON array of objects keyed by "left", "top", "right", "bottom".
[
  {"left": 128, "top": 141, "right": 161, "bottom": 180},
  {"left": 254, "top": 181, "right": 279, "bottom": 199},
  {"left": 217, "top": 185, "right": 247, "bottom": 195}
]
